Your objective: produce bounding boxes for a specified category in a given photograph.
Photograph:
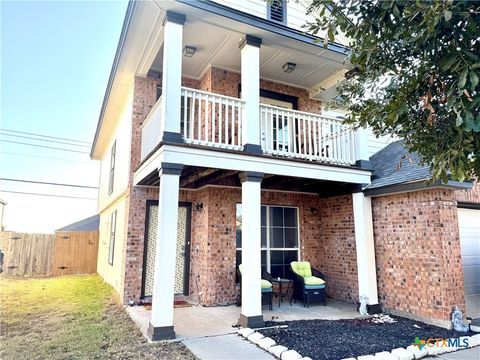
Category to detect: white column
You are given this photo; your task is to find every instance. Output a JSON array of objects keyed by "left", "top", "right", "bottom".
[
  {"left": 148, "top": 162, "right": 183, "bottom": 340},
  {"left": 160, "top": 11, "right": 185, "bottom": 142},
  {"left": 239, "top": 171, "right": 264, "bottom": 328},
  {"left": 352, "top": 192, "right": 380, "bottom": 312},
  {"left": 240, "top": 35, "right": 262, "bottom": 154},
  {"left": 354, "top": 127, "right": 370, "bottom": 168}
]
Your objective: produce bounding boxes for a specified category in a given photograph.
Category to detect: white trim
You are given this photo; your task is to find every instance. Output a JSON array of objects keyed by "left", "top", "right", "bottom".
[{"left": 134, "top": 144, "right": 371, "bottom": 186}]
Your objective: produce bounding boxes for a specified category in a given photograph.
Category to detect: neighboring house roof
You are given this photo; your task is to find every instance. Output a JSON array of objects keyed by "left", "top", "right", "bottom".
[
  {"left": 56, "top": 215, "right": 100, "bottom": 232},
  {"left": 365, "top": 140, "right": 471, "bottom": 196}
]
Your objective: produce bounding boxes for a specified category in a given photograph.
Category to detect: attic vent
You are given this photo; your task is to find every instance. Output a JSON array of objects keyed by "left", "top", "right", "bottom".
[{"left": 268, "top": 0, "right": 286, "bottom": 24}]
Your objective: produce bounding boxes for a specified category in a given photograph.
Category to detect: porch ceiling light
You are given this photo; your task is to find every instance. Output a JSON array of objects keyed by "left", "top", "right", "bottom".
[
  {"left": 282, "top": 62, "right": 296, "bottom": 73},
  {"left": 183, "top": 46, "right": 196, "bottom": 57}
]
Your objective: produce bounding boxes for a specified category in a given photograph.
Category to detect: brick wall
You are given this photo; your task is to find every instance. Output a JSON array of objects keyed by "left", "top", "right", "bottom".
[
  {"left": 204, "top": 66, "right": 322, "bottom": 114},
  {"left": 318, "top": 195, "right": 359, "bottom": 303},
  {"left": 177, "top": 188, "right": 358, "bottom": 306},
  {"left": 454, "top": 181, "right": 480, "bottom": 204},
  {"left": 372, "top": 189, "right": 465, "bottom": 322}
]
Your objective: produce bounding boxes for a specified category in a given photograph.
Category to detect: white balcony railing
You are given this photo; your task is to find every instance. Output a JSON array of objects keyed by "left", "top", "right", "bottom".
[
  {"left": 140, "top": 89, "right": 357, "bottom": 166},
  {"left": 181, "top": 87, "right": 244, "bottom": 150},
  {"left": 260, "top": 104, "right": 356, "bottom": 165},
  {"left": 141, "top": 95, "right": 163, "bottom": 160}
]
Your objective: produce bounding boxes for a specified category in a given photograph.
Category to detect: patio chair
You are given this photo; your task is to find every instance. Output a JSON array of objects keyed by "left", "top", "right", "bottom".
[
  {"left": 290, "top": 261, "right": 326, "bottom": 307},
  {"left": 237, "top": 264, "right": 273, "bottom": 310}
]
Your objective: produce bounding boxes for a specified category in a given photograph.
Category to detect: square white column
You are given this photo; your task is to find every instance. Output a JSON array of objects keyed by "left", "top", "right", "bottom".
[
  {"left": 352, "top": 192, "right": 380, "bottom": 313},
  {"left": 239, "top": 171, "right": 264, "bottom": 328},
  {"left": 148, "top": 162, "right": 183, "bottom": 340},
  {"left": 239, "top": 35, "right": 262, "bottom": 154},
  {"left": 160, "top": 11, "right": 185, "bottom": 143},
  {"left": 354, "top": 127, "right": 371, "bottom": 169}
]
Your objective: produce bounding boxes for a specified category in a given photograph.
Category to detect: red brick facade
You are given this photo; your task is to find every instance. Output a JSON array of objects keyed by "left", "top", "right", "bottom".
[
  {"left": 179, "top": 187, "right": 358, "bottom": 306},
  {"left": 118, "top": 72, "right": 479, "bottom": 325},
  {"left": 372, "top": 189, "right": 466, "bottom": 321}
]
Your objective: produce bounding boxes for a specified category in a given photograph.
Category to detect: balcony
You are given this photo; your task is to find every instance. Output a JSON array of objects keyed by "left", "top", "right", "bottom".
[{"left": 141, "top": 87, "right": 357, "bottom": 166}]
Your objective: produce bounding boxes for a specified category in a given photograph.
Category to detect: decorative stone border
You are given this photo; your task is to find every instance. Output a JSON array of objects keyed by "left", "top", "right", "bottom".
[{"left": 238, "top": 328, "right": 480, "bottom": 360}]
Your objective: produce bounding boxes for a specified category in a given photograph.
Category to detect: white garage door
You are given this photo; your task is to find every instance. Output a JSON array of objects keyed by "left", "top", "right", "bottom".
[{"left": 458, "top": 208, "right": 480, "bottom": 319}]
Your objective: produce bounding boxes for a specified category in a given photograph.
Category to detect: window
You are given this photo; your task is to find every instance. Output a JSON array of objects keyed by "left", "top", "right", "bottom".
[
  {"left": 108, "top": 210, "right": 117, "bottom": 265},
  {"left": 267, "top": 0, "right": 286, "bottom": 24},
  {"left": 108, "top": 141, "right": 116, "bottom": 195},
  {"left": 236, "top": 204, "right": 299, "bottom": 278}
]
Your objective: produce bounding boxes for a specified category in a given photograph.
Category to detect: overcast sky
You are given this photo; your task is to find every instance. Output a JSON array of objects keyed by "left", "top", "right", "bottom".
[{"left": 1, "top": 0, "right": 127, "bottom": 233}]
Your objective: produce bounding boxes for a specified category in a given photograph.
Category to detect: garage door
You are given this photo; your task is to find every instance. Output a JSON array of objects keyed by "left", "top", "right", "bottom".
[{"left": 458, "top": 208, "right": 480, "bottom": 319}]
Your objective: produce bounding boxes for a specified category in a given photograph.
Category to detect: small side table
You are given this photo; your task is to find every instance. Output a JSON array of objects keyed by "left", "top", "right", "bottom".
[{"left": 272, "top": 278, "right": 293, "bottom": 307}]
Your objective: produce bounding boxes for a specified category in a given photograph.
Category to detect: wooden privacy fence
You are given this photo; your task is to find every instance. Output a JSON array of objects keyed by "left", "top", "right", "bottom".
[{"left": 0, "top": 231, "right": 99, "bottom": 277}]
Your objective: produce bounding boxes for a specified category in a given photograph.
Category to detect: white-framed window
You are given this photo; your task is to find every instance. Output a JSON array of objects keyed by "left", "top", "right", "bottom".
[
  {"left": 108, "top": 210, "right": 117, "bottom": 265},
  {"left": 236, "top": 204, "right": 300, "bottom": 278},
  {"left": 108, "top": 140, "right": 116, "bottom": 195},
  {"left": 267, "top": 0, "right": 287, "bottom": 25}
]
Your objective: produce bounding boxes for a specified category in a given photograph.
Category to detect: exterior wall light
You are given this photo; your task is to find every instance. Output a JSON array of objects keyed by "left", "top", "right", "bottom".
[
  {"left": 282, "top": 62, "right": 296, "bottom": 73},
  {"left": 183, "top": 46, "right": 196, "bottom": 57}
]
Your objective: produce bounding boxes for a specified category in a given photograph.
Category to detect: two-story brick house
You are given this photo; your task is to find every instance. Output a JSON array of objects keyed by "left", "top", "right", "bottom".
[{"left": 90, "top": 0, "right": 480, "bottom": 340}]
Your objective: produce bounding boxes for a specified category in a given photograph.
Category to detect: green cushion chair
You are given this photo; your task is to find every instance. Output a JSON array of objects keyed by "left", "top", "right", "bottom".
[
  {"left": 237, "top": 264, "right": 273, "bottom": 310},
  {"left": 290, "top": 261, "right": 326, "bottom": 307}
]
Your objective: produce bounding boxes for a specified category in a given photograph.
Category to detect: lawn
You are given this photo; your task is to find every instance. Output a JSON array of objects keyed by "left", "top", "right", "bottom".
[{"left": 0, "top": 275, "right": 196, "bottom": 360}]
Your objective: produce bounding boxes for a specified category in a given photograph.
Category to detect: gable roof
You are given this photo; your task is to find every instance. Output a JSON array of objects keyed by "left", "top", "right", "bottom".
[
  {"left": 56, "top": 215, "right": 100, "bottom": 232},
  {"left": 365, "top": 140, "right": 471, "bottom": 195}
]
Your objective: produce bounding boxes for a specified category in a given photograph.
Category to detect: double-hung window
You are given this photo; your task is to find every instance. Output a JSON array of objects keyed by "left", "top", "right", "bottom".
[
  {"left": 236, "top": 204, "right": 299, "bottom": 278},
  {"left": 108, "top": 141, "right": 116, "bottom": 195},
  {"left": 108, "top": 210, "right": 117, "bottom": 265}
]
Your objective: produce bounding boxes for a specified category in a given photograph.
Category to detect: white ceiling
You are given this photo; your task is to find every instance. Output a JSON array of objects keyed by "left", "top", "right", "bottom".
[{"left": 150, "top": 18, "right": 348, "bottom": 91}]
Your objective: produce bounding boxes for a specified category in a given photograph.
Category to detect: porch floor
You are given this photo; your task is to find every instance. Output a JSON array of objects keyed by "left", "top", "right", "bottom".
[{"left": 126, "top": 298, "right": 360, "bottom": 341}]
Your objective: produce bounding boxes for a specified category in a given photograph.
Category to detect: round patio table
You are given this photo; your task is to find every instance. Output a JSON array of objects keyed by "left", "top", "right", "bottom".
[{"left": 271, "top": 278, "right": 293, "bottom": 307}]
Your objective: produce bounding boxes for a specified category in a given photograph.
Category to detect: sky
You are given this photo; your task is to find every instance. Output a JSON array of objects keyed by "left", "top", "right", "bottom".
[{"left": 1, "top": 0, "right": 127, "bottom": 233}]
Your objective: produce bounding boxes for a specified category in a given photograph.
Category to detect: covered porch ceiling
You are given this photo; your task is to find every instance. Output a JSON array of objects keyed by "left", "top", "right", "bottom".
[
  {"left": 150, "top": 1, "right": 351, "bottom": 101},
  {"left": 138, "top": 166, "right": 362, "bottom": 198}
]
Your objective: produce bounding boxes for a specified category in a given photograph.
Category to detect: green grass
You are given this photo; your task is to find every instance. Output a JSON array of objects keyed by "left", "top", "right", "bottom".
[{"left": 0, "top": 275, "right": 196, "bottom": 360}]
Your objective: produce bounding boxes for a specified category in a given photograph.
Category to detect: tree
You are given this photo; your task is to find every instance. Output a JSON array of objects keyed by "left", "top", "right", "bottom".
[{"left": 307, "top": 0, "right": 480, "bottom": 182}]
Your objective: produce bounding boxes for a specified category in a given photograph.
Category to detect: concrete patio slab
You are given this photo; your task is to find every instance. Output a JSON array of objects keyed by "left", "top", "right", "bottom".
[
  {"left": 435, "top": 346, "right": 480, "bottom": 360},
  {"left": 126, "top": 298, "right": 360, "bottom": 340}
]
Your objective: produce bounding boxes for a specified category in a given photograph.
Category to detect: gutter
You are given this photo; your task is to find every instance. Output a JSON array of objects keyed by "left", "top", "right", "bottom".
[
  {"left": 363, "top": 178, "right": 472, "bottom": 197},
  {"left": 90, "top": 0, "right": 137, "bottom": 159}
]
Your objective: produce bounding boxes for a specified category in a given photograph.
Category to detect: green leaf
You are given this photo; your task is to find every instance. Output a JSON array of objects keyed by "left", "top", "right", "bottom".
[
  {"left": 464, "top": 111, "right": 475, "bottom": 130},
  {"left": 469, "top": 70, "right": 479, "bottom": 88},
  {"left": 459, "top": 69, "right": 468, "bottom": 89},
  {"left": 441, "top": 54, "right": 457, "bottom": 70},
  {"left": 456, "top": 113, "right": 463, "bottom": 126},
  {"left": 444, "top": 10, "right": 452, "bottom": 21}
]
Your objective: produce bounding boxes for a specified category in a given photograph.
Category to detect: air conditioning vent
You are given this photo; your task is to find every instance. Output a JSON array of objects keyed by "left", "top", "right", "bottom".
[{"left": 268, "top": 0, "right": 286, "bottom": 24}]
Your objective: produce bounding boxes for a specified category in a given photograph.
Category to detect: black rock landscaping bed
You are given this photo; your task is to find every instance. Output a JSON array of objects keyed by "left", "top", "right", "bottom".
[{"left": 261, "top": 316, "right": 475, "bottom": 360}]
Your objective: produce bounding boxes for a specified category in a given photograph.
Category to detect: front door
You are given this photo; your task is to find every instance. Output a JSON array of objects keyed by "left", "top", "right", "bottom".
[{"left": 142, "top": 202, "right": 191, "bottom": 298}]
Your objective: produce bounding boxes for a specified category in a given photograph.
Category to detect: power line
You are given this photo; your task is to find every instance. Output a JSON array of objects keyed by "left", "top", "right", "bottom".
[
  {"left": 0, "top": 128, "right": 91, "bottom": 144},
  {"left": 0, "top": 190, "right": 97, "bottom": 200},
  {"left": 0, "top": 151, "right": 98, "bottom": 165},
  {"left": 0, "top": 178, "right": 98, "bottom": 189},
  {"left": 0, "top": 140, "right": 90, "bottom": 154},
  {"left": 0, "top": 133, "right": 90, "bottom": 148}
]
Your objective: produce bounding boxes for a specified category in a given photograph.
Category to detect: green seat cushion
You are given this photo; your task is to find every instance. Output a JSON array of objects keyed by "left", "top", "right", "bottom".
[
  {"left": 291, "top": 261, "right": 312, "bottom": 278},
  {"left": 304, "top": 276, "right": 325, "bottom": 286},
  {"left": 261, "top": 279, "right": 272, "bottom": 289}
]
